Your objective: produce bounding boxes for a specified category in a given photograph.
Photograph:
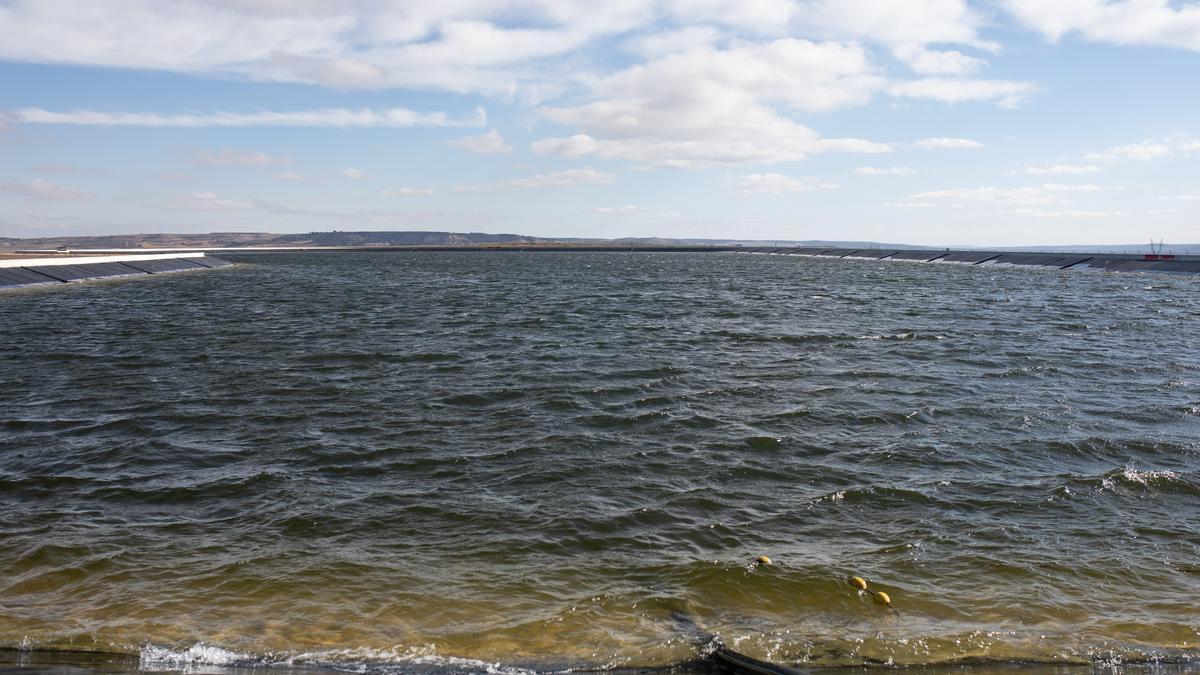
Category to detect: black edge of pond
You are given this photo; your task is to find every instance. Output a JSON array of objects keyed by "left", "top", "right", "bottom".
[
  {"left": 741, "top": 247, "right": 1200, "bottom": 276},
  {"left": 0, "top": 256, "right": 234, "bottom": 291}
]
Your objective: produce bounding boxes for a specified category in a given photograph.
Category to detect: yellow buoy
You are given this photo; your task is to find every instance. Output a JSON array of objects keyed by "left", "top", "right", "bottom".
[
  {"left": 848, "top": 576, "right": 868, "bottom": 590},
  {"left": 754, "top": 555, "right": 772, "bottom": 566},
  {"left": 873, "top": 590, "right": 900, "bottom": 616}
]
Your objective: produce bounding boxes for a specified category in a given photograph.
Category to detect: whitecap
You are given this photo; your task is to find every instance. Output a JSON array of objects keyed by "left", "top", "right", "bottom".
[
  {"left": 287, "top": 645, "right": 539, "bottom": 675},
  {"left": 1119, "top": 462, "right": 1178, "bottom": 485},
  {"left": 140, "top": 643, "right": 252, "bottom": 669}
]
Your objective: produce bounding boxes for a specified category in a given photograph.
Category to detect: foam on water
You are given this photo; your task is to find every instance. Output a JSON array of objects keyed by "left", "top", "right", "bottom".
[
  {"left": 855, "top": 332, "right": 944, "bottom": 340},
  {"left": 139, "top": 643, "right": 544, "bottom": 675},
  {"left": 140, "top": 643, "right": 255, "bottom": 669}
]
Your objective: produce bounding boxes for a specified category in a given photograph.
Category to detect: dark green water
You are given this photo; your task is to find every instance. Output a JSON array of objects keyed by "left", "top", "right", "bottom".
[{"left": 1, "top": 252, "right": 1199, "bottom": 673}]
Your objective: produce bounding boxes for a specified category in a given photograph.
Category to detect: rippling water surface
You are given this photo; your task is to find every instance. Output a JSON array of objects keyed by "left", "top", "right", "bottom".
[{"left": 2, "top": 252, "right": 1199, "bottom": 672}]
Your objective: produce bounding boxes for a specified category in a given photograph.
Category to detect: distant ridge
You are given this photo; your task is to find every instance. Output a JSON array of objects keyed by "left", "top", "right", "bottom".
[
  {"left": 0, "top": 231, "right": 542, "bottom": 251},
  {"left": 268, "top": 231, "right": 540, "bottom": 246}
]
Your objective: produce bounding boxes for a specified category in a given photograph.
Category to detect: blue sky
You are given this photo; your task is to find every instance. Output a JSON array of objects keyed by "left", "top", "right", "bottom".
[{"left": 0, "top": 0, "right": 1197, "bottom": 246}]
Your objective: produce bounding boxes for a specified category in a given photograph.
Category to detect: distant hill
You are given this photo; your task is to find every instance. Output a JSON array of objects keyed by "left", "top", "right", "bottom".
[
  {"left": 0, "top": 232, "right": 275, "bottom": 251},
  {"left": 0, "top": 230, "right": 546, "bottom": 251},
  {"left": 267, "top": 231, "right": 545, "bottom": 246},
  {"left": 3, "top": 230, "right": 730, "bottom": 250}
]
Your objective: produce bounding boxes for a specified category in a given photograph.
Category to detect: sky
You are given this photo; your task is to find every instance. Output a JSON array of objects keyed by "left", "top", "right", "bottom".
[{"left": 0, "top": 0, "right": 1198, "bottom": 246}]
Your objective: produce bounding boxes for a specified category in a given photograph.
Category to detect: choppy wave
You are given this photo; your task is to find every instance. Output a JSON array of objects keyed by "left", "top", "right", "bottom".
[{"left": 1069, "top": 463, "right": 1200, "bottom": 497}]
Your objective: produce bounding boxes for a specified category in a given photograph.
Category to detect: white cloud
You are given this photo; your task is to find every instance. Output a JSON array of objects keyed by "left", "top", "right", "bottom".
[
  {"left": 1007, "top": 207, "right": 1128, "bottom": 218},
  {"left": 166, "top": 191, "right": 251, "bottom": 211},
  {"left": 623, "top": 25, "right": 723, "bottom": 57},
  {"left": 789, "top": 0, "right": 987, "bottom": 47},
  {"left": 889, "top": 77, "right": 1034, "bottom": 107},
  {"left": 0, "top": 1, "right": 1021, "bottom": 115},
  {"left": 1004, "top": 0, "right": 1200, "bottom": 52},
  {"left": 1085, "top": 139, "right": 1172, "bottom": 162},
  {"left": 0, "top": 1, "right": 992, "bottom": 98},
  {"left": 503, "top": 168, "right": 614, "bottom": 189},
  {"left": 15, "top": 106, "right": 485, "bottom": 128},
  {"left": 731, "top": 173, "right": 839, "bottom": 195},
  {"left": 343, "top": 168, "right": 366, "bottom": 179},
  {"left": 1, "top": 178, "right": 92, "bottom": 201},
  {"left": 195, "top": 149, "right": 290, "bottom": 166},
  {"left": 1079, "top": 136, "right": 1200, "bottom": 164},
  {"left": 908, "top": 182, "right": 1104, "bottom": 206},
  {"left": 448, "top": 128, "right": 513, "bottom": 154},
  {"left": 381, "top": 187, "right": 435, "bottom": 196},
  {"left": 535, "top": 39, "right": 893, "bottom": 168},
  {"left": 913, "top": 186, "right": 1053, "bottom": 205},
  {"left": 273, "top": 171, "right": 304, "bottom": 181},
  {"left": 661, "top": 0, "right": 796, "bottom": 33},
  {"left": 0, "top": 3, "right": 1029, "bottom": 182},
  {"left": 454, "top": 168, "right": 614, "bottom": 192},
  {"left": 1041, "top": 183, "right": 1103, "bottom": 193},
  {"left": 891, "top": 44, "right": 985, "bottom": 75},
  {"left": 912, "top": 136, "right": 985, "bottom": 149},
  {"left": 1159, "top": 194, "right": 1199, "bottom": 201},
  {"left": 1023, "top": 163, "right": 1102, "bottom": 175},
  {"left": 594, "top": 204, "right": 648, "bottom": 214},
  {"left": 855, "top": 165, "right": 916, "bottom": 176},
  {"left": 533, "top": 134, "right": 601, "bottom": 159},
  {"left": 0, "top": 2, "right": 648, "bottom": 97},
  {"left": 556, "top": 39, "right": 883, "bottom": 114},
  {"left": 10, "top": 2, "right": 980, "bottom": 99}
]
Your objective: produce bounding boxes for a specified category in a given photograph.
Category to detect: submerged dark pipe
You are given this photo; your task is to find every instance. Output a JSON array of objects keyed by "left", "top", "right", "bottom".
[
  {"left": 709, "top": 646, "right": 807, "bottom": 675},
  {"left": 668, "top": 610, "right": 807, "bottom": 675}
]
